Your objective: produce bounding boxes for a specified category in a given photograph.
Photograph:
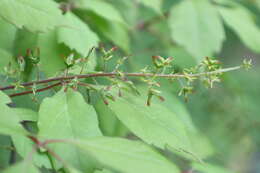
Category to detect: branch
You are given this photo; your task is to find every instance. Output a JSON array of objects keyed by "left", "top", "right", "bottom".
[
  {"left": 0, "top": 66, "right": 241, "bottom": 94},
  {"left": 9, "top": 82, "right": 62, "bottom": 97}
]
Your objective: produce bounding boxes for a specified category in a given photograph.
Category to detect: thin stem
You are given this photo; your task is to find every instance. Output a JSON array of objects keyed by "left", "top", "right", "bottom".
[
  {"left": 0, "top": 66, "right": 241, "bottom": 92},
  {"left": 80, "top": 47, "right": 95, "bottom": 74},
  {"left": 9, "top": 82, "right": 62, "bottom": 97}
]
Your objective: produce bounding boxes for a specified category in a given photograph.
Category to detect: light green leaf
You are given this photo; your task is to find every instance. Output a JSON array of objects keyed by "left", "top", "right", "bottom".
[
  {"left": 218, "top": 4, "right": 260, "bottom": 53},
  {"left": 139, "top": 86, "right": 214, "bottom": 159},
  {"left": 192, "top": 162, "right": 234, "bottom": 173},
  {"left": 11, "top": 135, "right": 52, "bottom": 169},
  {"left": 0, "top": 92, "right": 27, "bottom": 136},
  {"left": 71, "top": 137, "right": 180, "bottom": 173},
  {"left": 0, "top": 0, "right": 65, "bottom": 32},
  {"left": 168, "top": 0, "right": 225, "bottom": 60},
  {"left": 138, "top": 0, "right": 163, "bottom": 14},
  {"left": 0, "top": 91, "right": 11, "bottom": 105},
  {"left": 0, "top": 49, "right": 13, "bottom": 74},
  {"left": 100, "top": 21, "right": 129, "bottom": 52},
  {"left": 108, "top": 91, "right": 198, "bottom": 160},
  {"left": 12, "top": 108, "right": 38, "bottom": 122},
  {"left": 58, "top": 13, "right": 99, "bottom": 57},
  {"left": 77, "top": 0, "right": 126, "bottom": 24},
  {"left": 38, "top": 89, "right": 102, "bottom": 171},
  {"left": 2, "top": 160, "right": 40, "bottom": 173},
  {"left": 0, "top": 19, "right": 17, "bottom": 52}
]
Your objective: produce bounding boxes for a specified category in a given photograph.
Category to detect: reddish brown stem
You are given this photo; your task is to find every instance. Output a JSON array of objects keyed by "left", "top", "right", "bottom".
[
  {"left": 0, "top": 66, "right": 241, "bottom": 92},
  {"left": 9, "top": 82, "right": 62, "bottom": 97}
]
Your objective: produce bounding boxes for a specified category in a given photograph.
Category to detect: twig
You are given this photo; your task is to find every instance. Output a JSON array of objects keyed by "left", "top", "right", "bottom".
[
  {"left": 0, "top": 66, "right": 241, "bottom": 92},
  {"left": 9, "top": 82, "right": 62, "bottom": 97}
]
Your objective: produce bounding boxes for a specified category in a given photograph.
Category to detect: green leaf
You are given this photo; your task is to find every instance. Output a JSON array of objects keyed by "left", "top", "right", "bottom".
[
  {"left": 0, "top": 0, "right": 65, "bottom": 32},
  {"left": 71, "top": 137, "right": 180, "bottom": 173},
  {"left": 0, "top": 49, "right": 13, "bottom": 74},
  {"left": 12, "top": 108, "right": 38, "bottom": 122},
  {"left": 85, "top": 12, "right": 130, "bottom": 52},
  {"left": 11, "top": 135, "right": 52, "bottom": 169},
  {"left": 0, "top": 135, "right": 11, "bottom": 169},
  {"left": 218, "top": 4, "right": 260, "bottom": 53},
  {"left": 94, "top": 98, "right": 128, "bottom": 137},
  {"left": 0, "top": 91, "right": 11, "bottom": 104},
  {"left": 100, "top": 21, "right": 129, "bottom": 53},
  {"left": 168, "top": 0, "right": 225, "bottom": 60},
  {"left": 77, "top": 0, "right": 126, "bottom": 24},
  {"left": 0, "top": 19, "right": 17, "bottom": 52},
  {"left": 12, "top": 29, "right": 68, "bottom": 77},
  {"left": 138, "top": 86, "right": 214, "bottom": 159},
  {"left": 0, "top": 92, "right": 27, "bottom": 136},
  {"left": 108, "top": 91, "right": 199, "bottom": 160},
  {"left": 192, "top": 162, "right": 234, "bottom": 173},
  {"left": 57, "top": 13, "right": 99, "bottom": 57},
  {"left": 37, "top": 30, "right": 68, "bottom": 76},
  {"left": 94, "top": 169, "right": 115, "bottom": 173},
  {"left": 138, "top": 0, "right": 163, "bottom": 14},
  {"left": 2, "top": 160, "right": 40, "bottom": 173},
  {"left": 38, "top": 89, "right": 102, "bottom": 171}
]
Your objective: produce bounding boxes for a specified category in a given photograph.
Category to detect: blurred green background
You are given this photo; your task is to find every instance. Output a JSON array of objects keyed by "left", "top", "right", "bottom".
[{"left": 0, "top": 0, "right": 259, "bottom": 172}]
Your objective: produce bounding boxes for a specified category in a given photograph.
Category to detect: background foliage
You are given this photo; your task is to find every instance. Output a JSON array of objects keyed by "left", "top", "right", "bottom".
[{"left": 0, "top": 0, "right": 259, "bottom": 173}]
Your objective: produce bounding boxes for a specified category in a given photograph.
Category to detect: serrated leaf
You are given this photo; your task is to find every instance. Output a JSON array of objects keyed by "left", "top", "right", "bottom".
[
  {"left": 138, "top": 86, "right": 214, "bottom": 159},
  {"left": 58, "top": 13, "right": 99, "bottom": 57},
  {"left": 218, "top": 4, "right": 260, "bottom": 53},
  {"left": 0, "top": 92, "right": 27, "bottom": 136},
  {"left": 168, "top": 0, "right": 225, "bottom": 60},
  {"left": 108, "top": 91, "right": 199, "bottom": 160},
  {"left": 38, "top": 89, "right": 102, "bottom": 171},
  {"left": 192, "top": 162, "right": 233, "bottom": 173},
  {"left": 138, "top": 0, "right": 163, "bottom": 14},
  {"left": 77, "top": 0, "right": 126, "bottom": 24},
  {"left": 2, "top": 160, "right": 40, "bottom": 173},
  {"left": 71, "top": 137, "right": 180, "bottom": 173},
  {"left": 0, "top": 91, "right": 11, "bottom": 105},
  {"left": 0, "top": 0, "right": 65, "bottom": 32}
]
